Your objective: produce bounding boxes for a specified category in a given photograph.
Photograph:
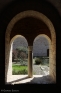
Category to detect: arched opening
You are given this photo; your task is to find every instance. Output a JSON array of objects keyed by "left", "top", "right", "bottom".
[
  {"left": 5, "top": 10, "right": 56, "bottom": 84},
  {"left": 12, "top": 35, "right": 28, "bottom": 75},
  {"left": 6, "top": 35, "right": 28, "bottom": 82},
  {"left": 33, "top": 34, "right": 51, "bottom": 76}
]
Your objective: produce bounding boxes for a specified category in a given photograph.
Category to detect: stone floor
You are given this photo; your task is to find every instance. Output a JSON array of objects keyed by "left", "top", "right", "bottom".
[
  {"left": 6, "top": 74, "right": 55, "bottom": 84},
  {"left": 33, "top": 65, "right": 49, "bottom": 75},
  {"left": 6, "top": 63, "right": 55, "bottom": 84}
]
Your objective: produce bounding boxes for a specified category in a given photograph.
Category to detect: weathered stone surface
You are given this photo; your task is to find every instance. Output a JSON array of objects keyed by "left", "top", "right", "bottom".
[{"left": 5, "top": 10, "right": 56, "bottom": 83}]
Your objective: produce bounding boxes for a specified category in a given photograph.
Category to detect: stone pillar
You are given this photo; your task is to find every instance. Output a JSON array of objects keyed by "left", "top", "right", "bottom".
[
  {"left": 7, "top": 42, "right": 13, "bottom": 82},
  {"left": 49, "top": 42, "right": 56, "bottom": 83},
  {"left": 51, "top": 43, "right": 56, "bottom": 82},
  {"left": 5, "top": 43, "right": 10, "bottom": 83},
  {"left": 28, "top": 46, "right": 33, "bottom": 77}
]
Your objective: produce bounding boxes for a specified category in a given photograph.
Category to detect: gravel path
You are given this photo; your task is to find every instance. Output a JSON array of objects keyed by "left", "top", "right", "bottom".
[
  {"left": 33, "top": 65, "right": 49, "bottom": 75},
  {"left": 12, "top": 63, "right": 54, "bottom": 84},
  {"left": 12, "top": 61, "right": 55, "bottom": 84},
  {"left": 13, "top": 62, "right": 49, "bottom": 76}
]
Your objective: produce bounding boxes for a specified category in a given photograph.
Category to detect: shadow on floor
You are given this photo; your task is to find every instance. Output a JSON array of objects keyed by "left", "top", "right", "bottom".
[
  {"left": 7, "top": 75, "right": 55, "bottom": 84},
  {"left": 7, "top": 76, "right": 29, "bottom": 84},
  {"left": 25, "top": 75, "right": 55, "bottom": 84}
]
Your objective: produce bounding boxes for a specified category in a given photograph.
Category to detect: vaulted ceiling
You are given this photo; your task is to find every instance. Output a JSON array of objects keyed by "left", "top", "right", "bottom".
[{"left": 10, "top": 17, "right": 51, "bottom": 45}]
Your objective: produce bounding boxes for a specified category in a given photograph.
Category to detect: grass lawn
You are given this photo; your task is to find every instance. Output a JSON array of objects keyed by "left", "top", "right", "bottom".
[{"left": 12, "top": 64, "right": 28, "bottom": 75}]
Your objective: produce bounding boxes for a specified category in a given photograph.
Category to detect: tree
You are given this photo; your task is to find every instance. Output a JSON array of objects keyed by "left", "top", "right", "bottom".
[{"left": 16, "top": 46, "right": 28, "bottom": 63}]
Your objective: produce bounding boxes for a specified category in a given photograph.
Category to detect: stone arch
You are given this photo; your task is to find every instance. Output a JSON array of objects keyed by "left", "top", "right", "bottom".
[
  {"left": 33, "top": 34, "right": 51, "bottom": 56},
  {"left": 5, "top": 10, "right": 56, "bottom": 83},
  {"left": 10, "top": 35, "right": 28, "bottom": 44},
  {"left": 6, "top": 35, "right": 28, "bottom": 82},
  {"left": 33, "top": 34, "right": 51, "bottom": 75}
]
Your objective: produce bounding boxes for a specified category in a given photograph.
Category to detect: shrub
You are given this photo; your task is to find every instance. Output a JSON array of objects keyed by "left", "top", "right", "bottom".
[
  {"left": 35, "top": 58, "right": 41, "bottom": 65},
  {"left": 41, "top": 58, "right": 49, "bottom": 66},
  {"left": 20, "top": 61, "right": 28, "bottom": 66}
]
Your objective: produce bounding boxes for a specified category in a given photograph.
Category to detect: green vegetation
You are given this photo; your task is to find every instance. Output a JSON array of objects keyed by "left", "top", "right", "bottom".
[
  {"left": 12, "top": 46, "right": 28, "bottom": 74},
  {"left": 16, "top": 46, "right": 28, "bottom": 59},
  {"left": 12, "top": 56, "right": 49, "bottom": 75},
  {"left": 41, "top": 58, "right": 49, "bottom": 66},
  {"left": 12, "top": 46, "right": 28, "bottom": 62},
  {"left": 16, "top": 46, "right": 28, "bottom": 53},
  {"left": 35, "top": 58, "right": 41, "bottom": 65},
  {"left": 12, "top": 64, "right": 28, "bottom": 75},
  {"left": 34, "top": 56, "right": 49, "bottom": 66}
]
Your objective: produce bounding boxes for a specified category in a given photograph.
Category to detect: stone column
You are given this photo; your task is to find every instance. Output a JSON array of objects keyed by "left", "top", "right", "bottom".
[
  {"left": 7, "top": 42, "right": 13, "bottom": 82},
  {"left": 5, "top": 43, "right": 10, "bottom": 83},
  {"left": 49, "top": 42, "right": 56, "bottom": 83},
  {"left": 28, "top": 46, "right": 33, "bottom": 77}
]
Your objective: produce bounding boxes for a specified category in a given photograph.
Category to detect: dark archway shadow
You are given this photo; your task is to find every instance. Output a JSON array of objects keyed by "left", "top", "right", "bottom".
[{"left": 26, "top": 75, "right": 55, "bottom": 84}]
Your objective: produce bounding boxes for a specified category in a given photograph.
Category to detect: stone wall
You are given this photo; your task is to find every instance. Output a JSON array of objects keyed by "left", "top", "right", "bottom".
[
  {"left": 13, "top": 36, "right": 49, "bottom": 57},
  {"left": 13, "top": 37, "right": 28, "bottom": 49},
  {"left": 5, "top": 9, "right": 56, "bottom": 83}
]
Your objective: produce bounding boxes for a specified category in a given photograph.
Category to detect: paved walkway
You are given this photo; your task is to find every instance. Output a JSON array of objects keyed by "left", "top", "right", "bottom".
[
  {"left": 33, "top": 65, "right": 49, "bottom": 75},
  {"left": 7, "top": 62, "right": 55, "bottom": 84},
  {"left": 7, "top": 65, "right": 54, "bottom": 84},
  {"left": 7, "top": 75, "right": 54, "bottom": 84}
]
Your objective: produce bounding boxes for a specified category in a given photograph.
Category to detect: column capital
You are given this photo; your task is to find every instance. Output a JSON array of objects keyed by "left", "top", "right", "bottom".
[{"left": 28, "top": 46, "right": 33, "bottom": 51}]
